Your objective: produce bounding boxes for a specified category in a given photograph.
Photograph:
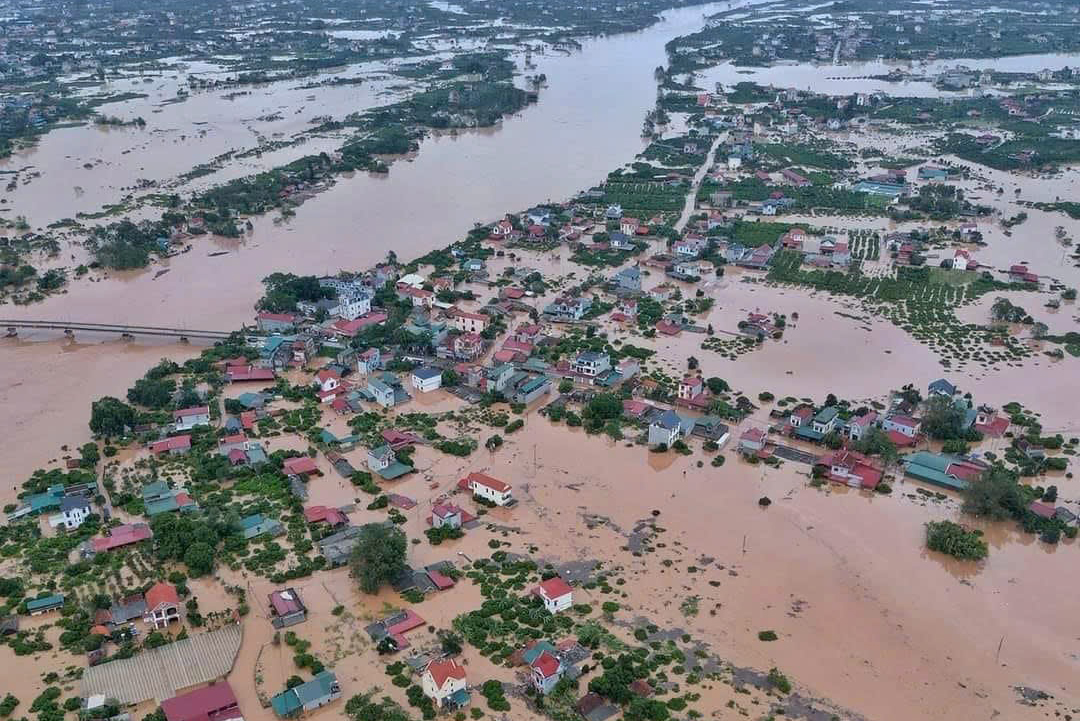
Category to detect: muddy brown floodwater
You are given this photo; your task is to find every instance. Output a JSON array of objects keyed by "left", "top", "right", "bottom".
[
  {"left": 0, "top": 0, "right": 746, "bottom": 480},
  {"left": 0, "top": 336, "right": 202, "bottom": 500},
  {"left": 446, "top": 418, "right": 1080, "bottom": 720},
  {"left": 3, "top": 3, "right": 1080, "bottom": 719}
]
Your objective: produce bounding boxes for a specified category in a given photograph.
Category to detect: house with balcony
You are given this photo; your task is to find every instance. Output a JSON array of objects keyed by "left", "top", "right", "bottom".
[
  {"left": 571, "top": 351, "right": 611, "bottom": 378},
  {"left": 544, "top": 296, "right": 592, "bottom": 321}
]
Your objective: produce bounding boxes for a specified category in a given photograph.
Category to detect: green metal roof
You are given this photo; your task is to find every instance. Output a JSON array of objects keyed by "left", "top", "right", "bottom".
[
  {"left": 26, "top": 594, "right": 65, "bottom": 612},
  {"left": 270, "top": 689, "right": 301, "bottom": 717},
  {"left": 240, "top": 513, "right": 265, "bottom": 530},
  {"left": 295, "top": 671, "right": 338, "bottom": 705},
  {"left": 518, "top": 376, "right": 549, "bottom": 394},
  {"left": 375, "top": 462, "right": 414, "bottom": 480},
  {"left": 522, "top": 640, "right": 558, "bottom": 665},
  {"left": 145, "top": 496, "right": 179, "bottom": 516},
  {"left": 903, "top": 451, "right": 950, "bottom": 472},
  {"left": 273, "top": 671, "right": 339, "bottom": 716},
  {"left": 141, "top": 480, "right": 171, "bottom": 500},
  {"left": 813, "top": 406, "right": 839, "bottom": 424},
  {"left": 27, "top": 489, "right": 63, "bottom": 513},
  {"left": 901, "top": 452, "right": 970, "bottom": 491}
]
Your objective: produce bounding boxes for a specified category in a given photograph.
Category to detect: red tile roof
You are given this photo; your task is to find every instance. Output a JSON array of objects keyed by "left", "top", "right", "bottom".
[
  {"left": 91, "top": 523, "right": 152, "bottom": 553},
  {"left": 426, "top": 658, "right": 467, "bottom": 689},
  {"left": 283, "top": 456, "right": 319, "bottom": 476},
  {"left": 173, "top": 406, "right": 209, "bottom": 420},
  {"left": 150, "top": 435, "right": 192, "bottom": 454},
  {"left": 531, "top": 651, "right": 561, "bottom": 678},
  {"left": 536, "top": 577, "right": 573, "bottom": 600},
  {"left": 145, "top": 582, "right": 179, "bottom": 611},
  {"left": 382, "top": 429, "right": 422, "bottom": 449},
  {"left": 463, "top": 471, "right": 511, "bottom": 493},
  {"left": 387, "top": 609, "right": 426, "bottom": 636},
  {"left": 452, "top": 308, "right": 487, "bottom": 322},
  {"left": 432, "top": 503, "right": 462, "bottom": 519},
  {"left": 161, "top": 682, "right": 239, "bottom": 721},
  {"left": 1029, "top": 501, "right": 1056, "bottom": 519},
  {"left": 741, "top": 428, "right": 767, "bottom": 443},
  {"left": 332, "top": 312, "right": 388, "bottom": 336},
  {"left": 388, "top": 493, "right": 417, "bottom": 510},
  {"left": 303, "top": 505, "right": 348, "bottom": 526},
  {"left": 975, "top": 417, "right": 1010, "bottom": 437},
  {"left": 256, "top": 312, "right": 298, "bottom": 323},
  {"left": 227, "top": 366, "right": 275, "bottom": 382},
  {"left": 427, "top": 569, "right": 455, "bottom": 590},
  {"left": 886, "top": 430, "right": 918, "bottom": 447},
  {"left": 268, "top": 589, "right": 305, "bottom": 617}
]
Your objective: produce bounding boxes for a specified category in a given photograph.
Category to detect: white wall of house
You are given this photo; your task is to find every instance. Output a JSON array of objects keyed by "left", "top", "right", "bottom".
[
  {"left": 453, "top": 315, "right": 487, "bottom": 333},
  {"left": 541, "top": 591, "right": 572, "bottom": 614},
  {"left": 337, "top": 296, "right": 371, "bottom": 321},
  {"left": 471, "top": 481, "right": 512, "bottom": 506},
  {"left": 648, "top": 424, "right": 680, "bottom": 447},
  {"left": 422, "top": 672, "right": 466, "bottom": 708},
  {"left": 175, "top": 412, "right": 210, "bottom": 431},
  {"left": 49, "top": 504, "right": 90, "bottom": 530},
  {"left": 412, "top": 373, "right": 442, "bottom": 393}
]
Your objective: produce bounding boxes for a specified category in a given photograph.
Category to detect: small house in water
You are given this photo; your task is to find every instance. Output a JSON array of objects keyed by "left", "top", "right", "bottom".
[
  {"left": 422, "top": 658, "right": 469, "bottom": 709},
  {"left": 533, "top": 577, "right": 573, "bottom": 614},
  {"left": 270, "top": 670, "right": 341, "bottom": 718},
  {"left": 268, "top": 589, "right": 307, "bottom": 628},
  {"left": 459, "top": 472, "right": 514, "bottom": 506}
]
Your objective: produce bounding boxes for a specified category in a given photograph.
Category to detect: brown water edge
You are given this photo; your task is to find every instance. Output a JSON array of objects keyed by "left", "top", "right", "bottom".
[
  {"left": 0, "top": 335, "right": 202, "bottom": 503},
  {"left": 474, "top": 420, "right": 1080, "bottom": 719}
]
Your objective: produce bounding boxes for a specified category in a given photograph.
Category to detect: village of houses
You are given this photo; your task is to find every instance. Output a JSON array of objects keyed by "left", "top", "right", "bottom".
[{"left": 2, "top": 81, "right": 1078, "bottom": 721}]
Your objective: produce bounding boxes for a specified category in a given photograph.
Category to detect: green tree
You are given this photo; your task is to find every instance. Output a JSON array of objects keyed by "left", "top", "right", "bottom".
[
  {"left": 852, "top": 426, "right": 898, "bottom": 464},
  {"left": 89, "top": 396, "right": 136, "bottom": 438},
  {"left": 921, "top": 394, "right": 966, "bottom": 440},
  {"left": 962, "top": 467, "right": 1024, "bottom": 520},
  {"left": 79, "top": 442, "right": 101, "bottom": 469},
  {"left": 583, "top": 393, "right": 623, "bottom": 422},
  {"left": 705, "top": 377, "right": 729, "bottom": 395},
  {"left": 349, "top": 523, "right": 408, "bottom": 594},
  {"left": 183, "top": 541, "right": 215, "bottom": 577},
  {"left": 925, "top": 520, "right": 988, "bottom": 560},
  {"left": 127, "top": 376, "right": 175, "bottom": 409}
]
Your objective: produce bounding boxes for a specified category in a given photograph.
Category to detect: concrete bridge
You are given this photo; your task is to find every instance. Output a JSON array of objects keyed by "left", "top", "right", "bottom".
[{"left": 2, "top": 319, "right": 234, "bottom": 341}]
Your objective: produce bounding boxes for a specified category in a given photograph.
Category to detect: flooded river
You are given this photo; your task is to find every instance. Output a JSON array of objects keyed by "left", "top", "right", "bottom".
[{"left": 4, "top": 2, "right": 746, "bottom": 331}]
